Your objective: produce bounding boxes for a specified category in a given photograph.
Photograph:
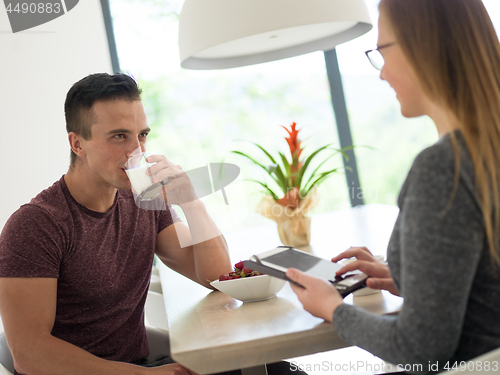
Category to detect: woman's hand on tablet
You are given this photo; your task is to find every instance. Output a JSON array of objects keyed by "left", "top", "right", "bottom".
[
  {"left": 332, "top": 247, "right": 400, "bottom": 296},
  {"left": 286, "top": 268, "right": 344, "bottom": 322}
]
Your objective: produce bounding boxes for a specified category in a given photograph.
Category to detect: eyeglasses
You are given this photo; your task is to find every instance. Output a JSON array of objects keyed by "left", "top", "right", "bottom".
[{"left": 365, "top": 42, "right": 396, "bottom": 71}]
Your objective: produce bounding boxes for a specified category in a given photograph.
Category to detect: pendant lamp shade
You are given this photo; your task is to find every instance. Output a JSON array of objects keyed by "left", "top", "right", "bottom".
[{"left": 179, "top": 0, "right": 372, "bottom": 70}]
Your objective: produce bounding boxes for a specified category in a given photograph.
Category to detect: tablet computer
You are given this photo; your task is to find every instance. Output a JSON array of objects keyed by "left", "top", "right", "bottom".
[{"left": 243, "top": 246, "right": 368, "bottom": 298}]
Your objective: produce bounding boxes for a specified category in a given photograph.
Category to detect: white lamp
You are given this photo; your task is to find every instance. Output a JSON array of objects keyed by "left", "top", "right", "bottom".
[{"left": 179, "top": 0, "right": 372, "bottom": 70}]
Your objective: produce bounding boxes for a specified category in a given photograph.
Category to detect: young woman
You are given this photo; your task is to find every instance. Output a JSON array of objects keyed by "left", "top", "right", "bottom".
[{"left": 286, "top": 0, "right": 500, "bottom": 372}]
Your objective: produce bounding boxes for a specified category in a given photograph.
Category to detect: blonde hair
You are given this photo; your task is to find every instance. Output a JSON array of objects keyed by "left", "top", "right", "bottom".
[{"left": 380, "top": 0, "right": 500, "bottom": 266}]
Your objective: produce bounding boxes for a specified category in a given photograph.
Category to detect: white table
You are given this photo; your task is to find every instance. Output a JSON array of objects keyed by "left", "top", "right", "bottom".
[{"left": 158, "top": 204, "right": 402, "bottom": 374}]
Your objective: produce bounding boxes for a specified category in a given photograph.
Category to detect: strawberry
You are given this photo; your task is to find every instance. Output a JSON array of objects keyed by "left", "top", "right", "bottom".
[{"left": 217, "top": 261, "right": 264, "bottom": 282}]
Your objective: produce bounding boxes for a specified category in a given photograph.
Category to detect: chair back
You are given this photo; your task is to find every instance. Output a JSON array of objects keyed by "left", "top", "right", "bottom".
[
  {"left": 145, "top": 291, "right": 169, "bottom": 331},
  {"left": 145, "top": 326, "right": 170, "bottom": 362},
  {"left": 0, "top": 333, "right": 14, "bottom": 374}
]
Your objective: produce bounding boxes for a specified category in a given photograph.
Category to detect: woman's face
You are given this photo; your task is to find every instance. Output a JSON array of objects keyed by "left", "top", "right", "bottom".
[{"left": 378, "top": 10, "right": 431, "bottom": 118}]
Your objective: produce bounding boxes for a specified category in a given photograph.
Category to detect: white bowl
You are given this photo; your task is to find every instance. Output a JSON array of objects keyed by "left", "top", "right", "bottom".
[{"left": 210, "top": 274, "right": 287, "bottom": 302}]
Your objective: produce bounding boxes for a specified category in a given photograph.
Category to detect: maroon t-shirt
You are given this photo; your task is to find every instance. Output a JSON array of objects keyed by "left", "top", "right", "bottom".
[{"left": 0, "top": 176, "right": 179, "bottom": 371}]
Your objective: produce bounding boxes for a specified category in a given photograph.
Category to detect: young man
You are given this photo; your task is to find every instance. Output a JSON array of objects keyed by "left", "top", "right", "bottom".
[{"left": 0, "top": 73, "right": 232, "bottom": 375}]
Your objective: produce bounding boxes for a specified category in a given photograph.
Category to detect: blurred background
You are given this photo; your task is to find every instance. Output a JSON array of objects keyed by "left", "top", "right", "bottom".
[{"left": 107, "top": 0, "right": 500, "bottom": 229}]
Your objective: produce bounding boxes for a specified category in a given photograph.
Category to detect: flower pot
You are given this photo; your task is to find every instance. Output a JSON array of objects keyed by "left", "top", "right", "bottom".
[
  {"left": 277, "top": 214, "right": 311, "bottom": 247},
  {"left": 256, "top": 186, "right": 318, "bottom": 247}
]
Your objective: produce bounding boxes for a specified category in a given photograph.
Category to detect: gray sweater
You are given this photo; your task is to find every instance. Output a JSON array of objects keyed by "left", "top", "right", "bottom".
[{"left": 333, "top": 132, "right": 500, "bottom": 373}]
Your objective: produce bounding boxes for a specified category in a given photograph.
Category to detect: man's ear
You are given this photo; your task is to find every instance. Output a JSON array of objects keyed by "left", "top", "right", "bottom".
[{"left": 68, "top": 132, "right": 86, "bottom": 157}]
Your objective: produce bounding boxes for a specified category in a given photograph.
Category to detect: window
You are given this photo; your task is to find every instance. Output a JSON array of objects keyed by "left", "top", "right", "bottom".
[
  {"left": 335, "top": 0, "right": 500, "bottom": 204},
  {"left": 108, "top": 0, "right": 500, "bottom": 229},
  {"left": 110, "top": 0, "right": 349, "bottom": 230}
]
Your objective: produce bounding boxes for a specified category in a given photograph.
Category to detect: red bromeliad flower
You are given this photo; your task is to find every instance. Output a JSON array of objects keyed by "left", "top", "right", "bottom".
[
  {"left": 283, "top": 122, "right": 303, "bottom": 186},
  {"left": 283, "top": 122, "right": 303, "bottom": 159},
  {"left": 232, "top": 121, "right": 348, "bottom": 211}
]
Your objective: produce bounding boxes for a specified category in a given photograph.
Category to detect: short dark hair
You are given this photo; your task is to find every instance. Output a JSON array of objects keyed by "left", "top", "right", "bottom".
[{"left": 64, "top": 73, "right": 142, "bottom": 167}]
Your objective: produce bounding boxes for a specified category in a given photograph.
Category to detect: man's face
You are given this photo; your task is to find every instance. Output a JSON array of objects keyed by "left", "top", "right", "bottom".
[{"left": 79, "top": 99, "right": 150, "bottom": 191}]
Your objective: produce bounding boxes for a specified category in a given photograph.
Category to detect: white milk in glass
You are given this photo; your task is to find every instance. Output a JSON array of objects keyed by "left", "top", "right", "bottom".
[{"left": 126, "top": 165, "right": 153, "bottom": 195}]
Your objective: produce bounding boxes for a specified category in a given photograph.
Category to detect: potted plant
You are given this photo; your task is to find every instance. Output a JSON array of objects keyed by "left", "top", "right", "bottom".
[{"left": 232, "top": 122, "right": 350, "bottom": 247}]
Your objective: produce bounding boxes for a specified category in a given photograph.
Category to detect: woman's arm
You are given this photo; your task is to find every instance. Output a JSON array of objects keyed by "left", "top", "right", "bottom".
[{"left": 333, "top": 143, "right": 484, "bottom": 372}]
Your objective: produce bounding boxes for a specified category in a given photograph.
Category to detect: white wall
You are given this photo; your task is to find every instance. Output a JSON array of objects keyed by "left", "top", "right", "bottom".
[{"left": 0, "top": 1, "right": 113, "bottom": 230}]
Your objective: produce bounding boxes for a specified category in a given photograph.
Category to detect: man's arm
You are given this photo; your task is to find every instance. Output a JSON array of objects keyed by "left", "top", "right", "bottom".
[
  {"left": 0, "top": 278, "right": 191, "bottom": 375},
  {"left": 145, "top": 154, "right": 232, "bottom": 287},
  {"left": 155, "top": 201, "right": 232, "bottom": 289}
]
